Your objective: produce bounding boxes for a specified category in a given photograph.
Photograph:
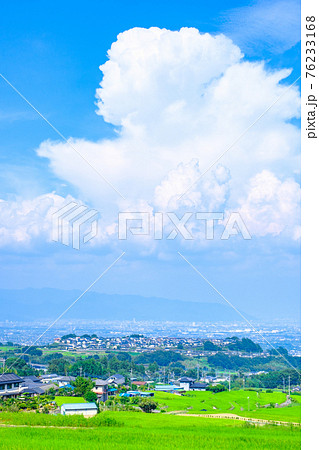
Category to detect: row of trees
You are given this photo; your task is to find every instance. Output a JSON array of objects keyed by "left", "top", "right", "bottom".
[{"left": 207, "top": 352, "right": 300, "bottom": 372}]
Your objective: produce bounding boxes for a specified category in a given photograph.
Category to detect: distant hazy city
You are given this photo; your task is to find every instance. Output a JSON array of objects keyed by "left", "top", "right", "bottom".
[{"left": 0, "top": 320, "right": 301, "bottom": 355}]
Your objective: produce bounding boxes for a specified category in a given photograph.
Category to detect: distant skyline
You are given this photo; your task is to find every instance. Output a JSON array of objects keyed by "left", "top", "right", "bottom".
[{"left": 0, "top": 0, "right": 300, "bottom": 320}]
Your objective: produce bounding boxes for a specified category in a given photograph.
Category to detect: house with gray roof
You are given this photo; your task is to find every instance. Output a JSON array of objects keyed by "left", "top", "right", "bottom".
[
  {"left": 0, "top": 373, "right": 24, "bottom": 398},
  {"left": 106, "top": 374, "right": 125, "bottom": 386},
  {"left": 178, "top": 377, "right": 207, "bottom": 391}
]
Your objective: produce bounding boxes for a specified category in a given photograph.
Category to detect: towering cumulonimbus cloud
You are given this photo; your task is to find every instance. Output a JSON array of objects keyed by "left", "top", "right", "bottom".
[{"left": 1, "top": 27, "right": 300, "bottom": 247}]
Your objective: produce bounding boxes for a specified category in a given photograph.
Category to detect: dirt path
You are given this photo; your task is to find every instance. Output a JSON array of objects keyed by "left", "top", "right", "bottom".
[
  {"left": 174, "top": 413, "right": 300, "bottom": 426},
  {"left": 0, "top": 423, "right": 94, "bottom": 430}
]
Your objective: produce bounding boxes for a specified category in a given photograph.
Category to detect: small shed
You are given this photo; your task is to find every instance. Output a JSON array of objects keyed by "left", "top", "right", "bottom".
[{"left": 60, "top": 402, "right": 97, "bottom": 417}]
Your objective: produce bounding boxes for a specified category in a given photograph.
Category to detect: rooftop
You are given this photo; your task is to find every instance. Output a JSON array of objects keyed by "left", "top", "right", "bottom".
[
  {"left": 23, "top": 376, "right": 40, "bottom": 383},
  {"left": 191, "top": 382, "right": 207, "bottom": 388},
  {"left": 95, "top": 379, "right": 108, "bottom": 386},
  {"left": 0, "top": 373, "right": 23, "bottom": 383},
  {"left": 61, "top": 403, "right": 97, "bottom": 410}
]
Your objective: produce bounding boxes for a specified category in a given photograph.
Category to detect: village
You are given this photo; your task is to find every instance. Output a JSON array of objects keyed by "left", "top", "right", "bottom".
[
  {"left": 54, "top": 333, "right": 272, "bottom": 358},
  {"left": 0, "top": 368, "right": 231, "bottom": 417},
  {"left": 0, "top": 332, "right": 301, "bottom": 419}
]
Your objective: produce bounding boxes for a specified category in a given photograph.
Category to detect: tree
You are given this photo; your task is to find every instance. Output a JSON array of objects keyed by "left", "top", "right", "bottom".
[
  {"left": 5, "top": 357, "right": 36, "bottom": 376},
  {"left": 135, "top": 350, "right": 183, "bottom": 366},
  {"left": 84, "top": 391, "right": 97, "bottom": 402},
  {"left": 69, "top": 358, "right": 105, "bottom": 377},
  {"left": 117, "top": 352, "right": 132, "bottom": 362},
  {"left": 48, "top": 358, "right": 70, "bottom": 376},
  {"left": 44, "top": 352, "right": 63, "bottom": 362},
  {"left": 226, "top": 337, "right": 262, "bottom": 353},
  {"left": 22, "top": 346, "right": 43, "bottom": 357},
  {"left": 61, "top": 334, "right": 76, "bottom": 340},
  {"left": 73, "top": 377, "right": 94, "bottom": 397},
  {"left": 185, "top": 369, "right": 197, "bottom": 378},
  {"left": 139, "top": 398, "right": 158, "bottom": 413},
  {"left": 269, "top": 347, "right": 289, "bottom": 357},
  {"left": 203, "top": 341, "right": 218, "bottom": 351},
  {"left": 208, "top": 384, "right": 227, "bottom": 393},
  {"left": 148, "top": 362, "right": 159, "bottom": 374},
  {"left": 47, "top": 387, "right": 56, "bottom": 397}
]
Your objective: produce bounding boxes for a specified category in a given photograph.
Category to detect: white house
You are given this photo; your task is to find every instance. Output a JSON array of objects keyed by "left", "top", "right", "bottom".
[
  {"left": 178, "top": 377, "right": 207, "bottom": 391},
  {"left": 60, "top": 403, "right": 98, "bottom": 417},
  {"left": 57, "top": 376, "right": 76, "bottom": 387},
  {"left": 178, "top": 376, "right": 195, "bottom": 391},
  {"left": 106, "top": 374, "right": 125, "bottom": 386},
  {"left": 40, "top": 374, "right": 60, "bottom": 384},
  {"left": 0, "top": 373, "right": 24, "bottom": 398},
  {"left": 92, "top": 379, "right": 109, "bottom": 401}
]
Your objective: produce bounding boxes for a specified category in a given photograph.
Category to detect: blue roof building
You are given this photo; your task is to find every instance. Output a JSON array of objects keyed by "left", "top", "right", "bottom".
[{"left": 60, "top": 402, "right": 97, "bottom": 417}]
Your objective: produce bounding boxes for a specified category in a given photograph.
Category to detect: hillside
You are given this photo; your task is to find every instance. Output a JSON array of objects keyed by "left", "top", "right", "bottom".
[{"left": 0, "top": 288, "right": 248, "bottom": 322}]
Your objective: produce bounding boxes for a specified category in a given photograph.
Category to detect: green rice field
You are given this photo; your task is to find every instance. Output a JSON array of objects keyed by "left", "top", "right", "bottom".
[
  {"left": 152, "top": 390, "right": 301, "bottom": 423},
  {"left": 0, "top": 411, "right": 300, "bottom": 449},
  {"left": 54, "top": 396, "right": 86, "bottom": 406}
]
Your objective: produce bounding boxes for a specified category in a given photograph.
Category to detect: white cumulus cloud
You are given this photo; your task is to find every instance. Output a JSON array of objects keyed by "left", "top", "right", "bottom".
[
  {"left": 236, "top": 170, "right": 300, "bottom": 239},
  {"left": 31, "top": 27, "right": 301, "bottom": 247},
  {"left": 0, "top": 193, "right": 73, "bottom": 247}
]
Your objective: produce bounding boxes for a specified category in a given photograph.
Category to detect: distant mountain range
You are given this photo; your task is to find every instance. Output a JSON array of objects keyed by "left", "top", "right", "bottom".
[{"left": 0, "top": 288, "right": 247, "bottom": 323}]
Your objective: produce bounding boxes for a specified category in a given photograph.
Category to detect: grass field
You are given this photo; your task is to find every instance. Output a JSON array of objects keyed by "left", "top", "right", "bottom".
[
  {"left": 152, "top": 390, "right": 301, "bottom": 423},
  {"left": 54, "top": 396, "right": 86, "bottom": 406},
  {"left": 0, "top": 346, "right": 16, "bottom": 351},
  {"left": 0, "top": 411, "right": 300, "bottom": 449}
]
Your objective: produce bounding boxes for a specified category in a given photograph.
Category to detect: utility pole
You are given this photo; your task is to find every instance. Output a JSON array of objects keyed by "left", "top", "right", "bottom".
[
  {"left": 163, "top": 367, "right": 165, "bottom": 384},
  {"left": 229, "top": 373, "right": 231, "bottom": 392},
  {"left": 197, "top": 364, "right": 199, "bottom": 381},
  {"left": 79, "top": 366, "right": 82, "bottom": 377},
  {"left": 243, "top": 376, "right": 245, "bottom": 390},
  {"left": 283, "top": 377, "right": 285, "bottom": 393},
  {"left": 288, "top": 376, "right": 291, "bottom": 396},
  {"left": 247, "top": 396, "right": 250, "bottom": 411}
]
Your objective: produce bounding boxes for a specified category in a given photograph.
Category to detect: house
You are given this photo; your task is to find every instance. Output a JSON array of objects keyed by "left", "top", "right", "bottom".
[
  {"left": 201, "top": 375, "right": 216, "bottom": 384},
  {"left": 59, "top": 384, "right": 74, "bottom": 392},
  {"left": 106, "top": 374, "right": 125, "bottom": 386},
  {"left": 120, "top": 390, "right": 140, "bottom": 397},
  {"left": 154, "top": 384, "right": 183, "bottom": 392},
  {"left": 132, "top": 381, "right": 146, "bottom": 387},
  {"left": 60, "top": 402, "right": 98, "bottom": 417},
  {"left": 21, "top": 385, "right": 45, "bottom": 396},
  {"left": 178, "top": 377, "right": 207, "bottom": 391},
  {"left": 39, "top": 383, "right": 60, "bottom": 393},
  {"left": 120, "top": 391, "right": 154, "bottom": 398},
  {"left": 292, "top": 385, "right": 301, "bottom": 392},
  {"left": 92, "top": 379, "right": 109, "bottom": 401},
  {"left": 108, "top": 387, "right": 118, "bottom": 396},
  {"left": 0, "top": 373, "right": 24, "bottom": 398},
  {"left": 178, "top": 377, "right": 195, "bottom": 391},
  {"left": 29, "top": 363, "right": 48, "bottom": 372},
  {"left": 40, "top": 374, "right": 59, "bottom": 384},
  {"left": 57, "top": 376, "right": 76, "bottom": 387},
  {"left": 189, "top": 382, "right": 207, "bottom": 391},
  {"left": 21, "top": 376, "right": 44, "bottom": 396},
  {"left": 23, "top": 375, "right": 41, "bottom": 383},
  {"left": 140, "top": 391, "right": 154, "bottom": 397}
]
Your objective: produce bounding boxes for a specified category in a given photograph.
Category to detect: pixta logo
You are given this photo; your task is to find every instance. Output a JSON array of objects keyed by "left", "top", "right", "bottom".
[
  {"left": 118, "top": 212, "right": 251, "bottom": 240},
  {"left": 52, "top": 202, "right": 98, "bottom": 249}
]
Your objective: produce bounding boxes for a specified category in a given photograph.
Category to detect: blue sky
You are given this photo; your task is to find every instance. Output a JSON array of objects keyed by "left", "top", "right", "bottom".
[{"left": 0, "top": 0, "right": 300, "bottom": 320}]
